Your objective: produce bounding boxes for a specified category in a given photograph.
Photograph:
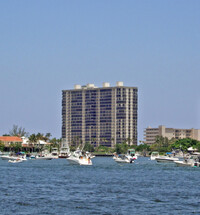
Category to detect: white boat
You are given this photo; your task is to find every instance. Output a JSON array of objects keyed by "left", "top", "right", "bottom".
[
  {"left": 8, "top": 158, "right": 23, "bottom": 163},
  {"left": 150, "top": 151, "right": 160, "bottom": 160},
  {"left": 36, "top": 154, "right": 52, "bottom": 160},
  {"left": 20, "top": 155, "right": 27, "bottom": 161},
  {"left": 155, "top": 155, "right": 179, "bottom": 163},
  {"left": 67, "top": 149, "right": 92, "bottom": 165},
  {"left": 51, "top": 148, "right": 59, "bottom": 158},
  {"left": 114, "top": 154, "right": 134, "bottom": 163},
  {"left": 59, "top": 147, "right": 70, "bottom": 158},
  {"left": 174, "top": 155, "right": 200, "bottom": 167},
  {"left": 30, "top": 155, "right": 36, "bottom": 159},
  {"left": 85, "top": 151, "right": 95, "bottom": 159},
  {"left": 1, "top": 155, "right": 19, "bottom": 160},
  {"left": 126, "top": 149, "right": 137, "bottom": 160}
]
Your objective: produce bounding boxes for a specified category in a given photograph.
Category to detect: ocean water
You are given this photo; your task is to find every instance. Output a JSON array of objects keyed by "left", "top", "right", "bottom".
[{"left": 0, "top": 157, "right": 200, "bottom": 215}]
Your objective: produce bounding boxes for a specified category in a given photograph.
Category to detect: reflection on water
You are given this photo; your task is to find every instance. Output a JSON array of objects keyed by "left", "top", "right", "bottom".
[{"left": 0, "top": 157, "right": 200, "bottom": 215}]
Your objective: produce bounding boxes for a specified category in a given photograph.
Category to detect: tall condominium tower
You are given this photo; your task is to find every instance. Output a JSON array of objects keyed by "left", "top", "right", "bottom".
[{"left": 62, "top": 82, "right": 138, "bottom": 147}]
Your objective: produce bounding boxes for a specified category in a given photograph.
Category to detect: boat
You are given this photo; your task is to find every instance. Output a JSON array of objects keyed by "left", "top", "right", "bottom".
[
  {"left": 59, "top": 147, "right": 70, "bottom": 158},
  {"left": 126, "top": 149, "right": 137, "bottom": 160},
  {"left": 85, "top": 151, "right": 95, "bottom": 159},
  {"left": 8, "top": 158, "right": 23, "bottom": 163},
  {"left": 114, "top": 154, "right": 134, "bottom": 163},
  {"left": 67, "top": 149, "right": 92, "bottom": 165},
  {"left": 1, "top": 155, "right": 19, "bottom": 160},
  {"left": 174, "top": 155, "right": 200, "bottom": 167},
  {"left": 155, "top": 155, "right": 179, "bottom": 163},
  {"left": 30, "top": 154, "right": 36, "bottom": 159},
  {"left": 51, "top": 148, "right": 59, "bottom": 158},
  {"left": 115, "top": 155, "right": 131, "bottom": 163},
  {"left": 150, "top": 151, "right": 160, "bottom": 160},
  {"left": 36, "top": 154, "right": 52, "bottom": 160},
  {"left": 20, "top": 155, "right": 27, "bottom": 161}
]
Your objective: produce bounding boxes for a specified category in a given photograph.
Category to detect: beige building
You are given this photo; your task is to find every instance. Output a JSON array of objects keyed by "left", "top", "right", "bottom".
[
  {"left": 144, "top": 125, "right": 200, "bottom": 145},
  {"left": 62, "top": 82, "right": 138, "bottom": 147}
]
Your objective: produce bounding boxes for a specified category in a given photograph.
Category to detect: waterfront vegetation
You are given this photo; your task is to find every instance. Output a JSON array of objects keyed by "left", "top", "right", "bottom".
[
  {"left": 1, "top": 125, "right": 61, "bottom": 153},
  {"left": 1, "top": 125, "right": 200, "bottom": 155}
]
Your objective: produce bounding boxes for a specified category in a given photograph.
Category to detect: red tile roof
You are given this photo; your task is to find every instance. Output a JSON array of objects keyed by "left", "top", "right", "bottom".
[{"left": 0, "top": 136, "right": 22, "bottom": 142}]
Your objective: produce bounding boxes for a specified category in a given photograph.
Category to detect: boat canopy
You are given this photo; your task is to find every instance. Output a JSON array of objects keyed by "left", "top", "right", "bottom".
[
  {"left": 16, "top": 152, "right": 25, "bottom": 155},
  {"left": 151, "top": 151, "right": 159, "bottom": 155},
  {"left": 127, "top": 149, "right": 135, "bottom": 155},
  {"left": 166, "top": 152, "right": 172, "bottom": 155}
]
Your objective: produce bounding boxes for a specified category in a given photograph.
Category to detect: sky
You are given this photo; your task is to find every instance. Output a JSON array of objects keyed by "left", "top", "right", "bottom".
[{"left": 0, "top": 0, "right": 200, "bottom": 142}]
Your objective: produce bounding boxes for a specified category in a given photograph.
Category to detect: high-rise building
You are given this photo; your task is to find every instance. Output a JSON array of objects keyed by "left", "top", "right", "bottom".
[
  {"left": 144, "top": 125, "right": 200, "bottom": 145},
  {"left": 62, "top": 82, "right": 138, "bottom": 147}
]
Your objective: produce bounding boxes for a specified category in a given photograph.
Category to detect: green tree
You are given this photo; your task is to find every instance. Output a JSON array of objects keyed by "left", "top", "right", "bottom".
[
  {"left": 136, "top": 144, "right": 150, "bottom": 152},
  {"left": 83, "top": 142, "right": 95, "bottom": 152},
  {"left": 43, "top": 133, "right": 52, "bottom": 142},
  {"left": 10, "top": 143, "right": 22, "bottom": 153},
  {"left": 115, "top": 143, "right": 129, "bottom": 154},
  {"left": 29, "top": 134, "right": 37, "bottom": 144},
  {"left": 95, "top": 145, "right": 110, "bottom": 153},
  {"left": 9, "top": 125, "right": 28, "bottom": 137},
  {"left": 0, "top": 141, "right": 5, "bottom": 151},
  {"left": 170, "top": 138, "right": 200, "bottom": 152}
]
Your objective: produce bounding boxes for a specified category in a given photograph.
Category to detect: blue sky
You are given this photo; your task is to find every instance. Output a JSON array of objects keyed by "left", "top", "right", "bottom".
[{"left": 0, "top": 0, "right": 200, "bottom": 141}]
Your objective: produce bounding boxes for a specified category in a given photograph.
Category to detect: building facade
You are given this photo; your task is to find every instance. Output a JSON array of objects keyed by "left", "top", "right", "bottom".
[
  {"left": 62, "top": 82, "right": 138, "bottom": 147},
  {"left": 144, "top": 125, "right": 200, "bottom": 145},
  {"left": 0, "top": 136, "right": 22, "bottom": 147}
]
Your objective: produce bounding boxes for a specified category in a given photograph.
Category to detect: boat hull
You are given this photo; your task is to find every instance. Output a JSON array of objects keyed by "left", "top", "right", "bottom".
[
  {"left": 36, "top": 157, "right": 52, "bottom": 160},
  {"left": 155, "top": 157, "right": 179, "bottom": 163},
  {"left": 67, "top": 157, "right": 92, "bottom": 165},
  {"left": 174, "top": 161, "right": 192, "bottom": 167},
  {"left": 8, "top": 159, "right": 23, "bottom": 163},
  {"left": 1, "top": 156, "right": 18, "bottom": 160},
  {"left": 114, "top": 158, "right": 134, "bottom": 163}
]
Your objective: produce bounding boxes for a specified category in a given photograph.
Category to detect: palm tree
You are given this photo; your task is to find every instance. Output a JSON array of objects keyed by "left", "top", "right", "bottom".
[
  {"left": 9, "top": 125, "right": 28, "bottom": 137},
  {"left": 43, "top": 133, "right": 52, "bottom": 142},
  {"left": 29, "top": 134, "right": 37, "bottom": 152}
]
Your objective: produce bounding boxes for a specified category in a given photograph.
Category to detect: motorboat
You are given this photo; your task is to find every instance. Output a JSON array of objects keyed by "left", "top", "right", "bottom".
[
  {"left": 67, "top": 149, "right": 92, "bottom": 165},
  {"left": 174, "top": 155, "right": 200, "bottom": 167},
  {"left": 114, "top": 154, "right": 134, "bottom": 163},
  {"left": 51, "top": 148, "right": 59, "bottom": 158},
  {"left": 36, "top": 154, "right": 52, "bottom": 160},
  {"left": 30, "top": 155, "right": 36, "bottom": 159},
  {"left": 59, "top": 147, "right": 70, "bottom": 158},
  {"left": 85, "top": 151, "right": 95, "bottom": 159},
  {"left": 20, "top": 155, "right": 27, "bottom": 161},
  {"left": 1, "top": 155, "right": 19, "bottom": 160},
  {"left": 155, "top": 155, "right": 179, "bottom": 163},
  {"left": 8, "top": 158, "right": 23, "bottom": 163},
  {"left": 126, "top": 149, "right": 137, "bottom": 160},
  {"left": 150, "top": 151, "right": 160, "bottom": 160}
]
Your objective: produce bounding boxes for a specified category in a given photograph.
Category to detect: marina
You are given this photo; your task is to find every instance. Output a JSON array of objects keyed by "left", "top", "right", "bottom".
[{"left": 1, "top": 156, "right": 200, "bottom": 214}]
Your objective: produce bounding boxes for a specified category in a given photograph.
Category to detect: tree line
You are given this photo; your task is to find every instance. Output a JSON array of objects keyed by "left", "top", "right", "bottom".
[{"left": 0, "top": 125, "right": 61, "bottom": 152}]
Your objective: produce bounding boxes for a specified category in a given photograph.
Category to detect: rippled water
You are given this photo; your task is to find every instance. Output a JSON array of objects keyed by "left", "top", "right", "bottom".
[{"left": 0, "top": 157, "right": 200, "bottom": 215}]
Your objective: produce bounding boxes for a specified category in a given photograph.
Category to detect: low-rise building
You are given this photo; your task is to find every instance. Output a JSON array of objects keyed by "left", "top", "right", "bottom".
[
  {"left": 144, "top": 125, "right": 200, "bottom": 145},
  {"left": 0, "top": 136, "right": 23, "bottom": 147}
]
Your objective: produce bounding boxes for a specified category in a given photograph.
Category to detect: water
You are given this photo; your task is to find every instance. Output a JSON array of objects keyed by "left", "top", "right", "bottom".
[{"left": 0, "top": 157, "right": 200, "bottom": 215}]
